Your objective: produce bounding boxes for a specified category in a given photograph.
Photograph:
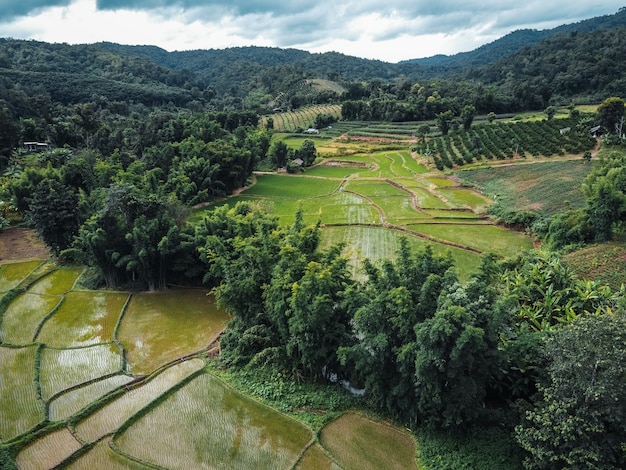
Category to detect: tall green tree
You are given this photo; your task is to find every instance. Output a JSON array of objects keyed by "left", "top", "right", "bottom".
[
  {"left": 27, "top": 178, "right": 80, "bottom": 255},
  {"left": 597, "top": 97, "right": 625, "bottom": 134},
  {"left": 515, "top": 311, "right": 626, "bottom": 470}
]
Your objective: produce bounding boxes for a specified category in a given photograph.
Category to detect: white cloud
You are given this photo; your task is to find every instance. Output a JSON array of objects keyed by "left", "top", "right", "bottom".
[{"left": 0, "top": 0, "right": 623, "bottom": 62}]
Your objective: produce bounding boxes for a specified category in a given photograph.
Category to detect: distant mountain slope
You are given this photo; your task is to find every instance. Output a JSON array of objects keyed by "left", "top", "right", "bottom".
[{"left": 401, "top": 7, "right": 626, "bottom": 70}]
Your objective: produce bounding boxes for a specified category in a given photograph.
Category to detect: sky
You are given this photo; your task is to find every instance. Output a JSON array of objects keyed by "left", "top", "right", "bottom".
[{"left": 1, "top": 1, "right": 624, "bottom": 63}]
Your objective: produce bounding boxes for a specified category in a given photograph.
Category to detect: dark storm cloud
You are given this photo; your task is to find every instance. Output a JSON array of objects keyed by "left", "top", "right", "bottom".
[{"left": 1, "top": 0, "right": 71, "bottom": 21}]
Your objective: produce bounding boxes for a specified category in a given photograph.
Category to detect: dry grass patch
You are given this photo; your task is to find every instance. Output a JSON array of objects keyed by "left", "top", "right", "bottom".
[{"left": 296, "top": 443, "right": 342, "bottom": 470}]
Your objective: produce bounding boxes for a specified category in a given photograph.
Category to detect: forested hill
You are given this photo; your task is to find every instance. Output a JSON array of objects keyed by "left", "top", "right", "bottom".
[
  {"left": 1, "top": 7, "right": 626, "bottom": 117},
  {"left": 402, "top": 6, "right": 626, "bottom": 70}
]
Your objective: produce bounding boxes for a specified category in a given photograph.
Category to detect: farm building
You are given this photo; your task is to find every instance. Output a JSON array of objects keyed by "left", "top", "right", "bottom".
[{"left": 23, "top": 142, "right": 49, "bottom": 152}]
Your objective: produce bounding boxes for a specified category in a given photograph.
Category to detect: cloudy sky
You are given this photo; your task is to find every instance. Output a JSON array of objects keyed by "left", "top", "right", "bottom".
[{"left": 1, "top": 1, "right": 624, "bottom": 62}]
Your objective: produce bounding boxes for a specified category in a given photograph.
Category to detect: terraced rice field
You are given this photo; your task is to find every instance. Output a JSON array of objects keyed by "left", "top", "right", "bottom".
[
  {"left": 1, "top": 261, "right": 419, "bottom": 468},
  {"left": 198, "top": 145, "right": 533, "bottom": 279}
]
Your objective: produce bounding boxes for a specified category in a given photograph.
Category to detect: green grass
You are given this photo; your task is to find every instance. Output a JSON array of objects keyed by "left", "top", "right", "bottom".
[
  {"left": 0, "top": 345, "right": 44, "bottom": 441},
  {"left": 36, "top": 291, "right": 129, "bottom": 347},
  {"left": 118, "top": 290, "right": 229, "bottom": 375},
  {"left": 456, "top": 160, "right": 592, "bottom": 216},
  {"left": 114, "top": 372, "right": 312, "bottom": 470},
  {"left": 319, "top": 413, "right": 417, "bottom": 470},
  {"left": 563, "top": 240, "right": 626, "bottom": 291},
  {"left": 345, "top": 179, "right": 408, "bottom": 197},
  {"left": 303, "top": 165, "right": 363, "bottom": 178},
  {"left": 295, "top": 443, "right": 339, "bottom": 469},
  {"left": 64, "top": 437, "right": 147, "bottom": 470}
]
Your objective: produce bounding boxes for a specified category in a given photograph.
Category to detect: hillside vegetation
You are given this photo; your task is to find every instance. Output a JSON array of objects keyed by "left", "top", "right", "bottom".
[{"left": 1, "top": 7, "right": 626, "bottom": 470}]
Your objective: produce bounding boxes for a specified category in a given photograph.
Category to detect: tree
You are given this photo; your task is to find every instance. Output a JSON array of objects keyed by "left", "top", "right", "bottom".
[
  {"left": 597, "top": 97, "right": 625, "bottom": 135},
  {"left": 27, "top": 178, "right": 80, "bottom": 255},
  {"left": 515, "top": 311, "right": 626, "bottom": 469},
  {"left": 585, "top": 176, "right": 625, "bottom": 242},
  {"left": 436, "top": 110, "right": 454, "bottom": 136},
  {"left": 269, "top": 140, "right": 290, "bottom": 168},
  {"left": 413, "top": 275, "right": 504, "bottom": 429},
  {"left": 460, "top": 105, "right": 476, "bottom": 130},
  {"left": 296, "top": 139, "right": 317, "bottom": 166},
  {"left": 544, "top": 106, "right": 556, "bottom": 120},
  {"left": 286, "top": 250, "right": 354, "bottom": 378}
]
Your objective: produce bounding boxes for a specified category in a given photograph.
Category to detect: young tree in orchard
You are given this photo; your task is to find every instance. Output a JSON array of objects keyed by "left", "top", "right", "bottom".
[
  {"left": 460, "top": 104, "right": 476, "bottom": 130},
  {"left": 515, "top": 311, "right": 626, "bottom": 469}
]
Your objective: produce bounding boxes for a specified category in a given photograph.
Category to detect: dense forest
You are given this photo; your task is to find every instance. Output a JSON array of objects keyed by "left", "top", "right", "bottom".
[{"left": 1, "top": 7, "right": 626, "bottom": 470}]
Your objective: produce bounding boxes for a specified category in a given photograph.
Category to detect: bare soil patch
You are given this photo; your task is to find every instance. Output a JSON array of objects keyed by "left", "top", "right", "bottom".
[{"left": 0, "top": 227, "right": 50, "bottom": 262}]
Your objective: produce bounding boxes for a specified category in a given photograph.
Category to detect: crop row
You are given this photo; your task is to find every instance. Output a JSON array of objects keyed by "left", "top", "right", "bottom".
[
  {"left": 414, "top": 119, "right": 596, "bottom": 169},
  {"left": 265, "top": 105, "right": 342, "bottom": 132}
]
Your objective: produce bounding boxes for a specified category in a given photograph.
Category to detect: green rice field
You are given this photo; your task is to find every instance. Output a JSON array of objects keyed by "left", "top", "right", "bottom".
[
  {"left": 114, "top": 373, "right": 312, "bottom": 469},
  {"left": 118, "top": 290, "right": 230, "bottom": 374},
  {"left": 0, "top": 126, "right": 542, "bottom": 468}
]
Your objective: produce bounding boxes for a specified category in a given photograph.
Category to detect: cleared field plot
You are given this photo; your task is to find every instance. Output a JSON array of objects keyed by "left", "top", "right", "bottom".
[
  {"left": 563, "top": 241, "right": 626, "bottom": 291},
  {"left": 408, "top": 223, "right": 533, "bottom": 257},
  {"left": 425, "top": 176, "right": 459, "bottom": 187},
  {"left": 15, "top": 427, "right": 82, "bottom": 470},
  {"left": 65, "top": 437, "right": 146, "bottom": 470},
  {"left": 319, "top": 226, "right": 482, "bottom": 281},
  {"left": 436, "top": 188, "right": 492, "bottom": 209},
  {"left": 303, "top": 164, "right": 364, "bottom": 178},
  {"left": 0, "top": 259, "right": 43, "bottom": 293},
  {"left": 28, "top": 266, "right": 84, "bottom": 296},
  {"left": 456, "top": 160, "right": 591, "bottom": 216},
  {"left": 243, "top": 174, "right": 340, "bottom": 199},
  {"left": 409, "top": 187, "right": 450, "bottom": 209},
  {"left": 49, "top": 374, "right": 135, "bottom": 421},
  {"left": 40, "top": 343, "right": 124, "bottom": 401},
  {"left": 313, "top": 192, "right": 381, "bottom": 225},
  {"left": 118, "top": 290, "right": 229, "bottom": 375},
  {"left": 373, "top": 196, "right": 422, "bottom": 223},
  {"left": 36, "top": 291, "right": 129, "bottom": 347},
  {"left": 115, "top": 373, "right": 312, "bottom": 470},
  {"left": 319, "top": 413, "right": 417, "bottom": 470},
  {"left": 0, "top": 345, "right": 43, "bottom": 441},
  {"left": 74, "top": 358, "right": 205, "bottom": 444},
  {"left": 424, "top": 209, "right": 481, "bottom": 219},
  {"left": 345, "top": 180, "right": 409, "bottom": 198},
  {"left": 296, "top": 443, "right": 341, "bottom": 470},
  {"left": 0, "top": 292, "right": 61, "bottom": 345}
]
